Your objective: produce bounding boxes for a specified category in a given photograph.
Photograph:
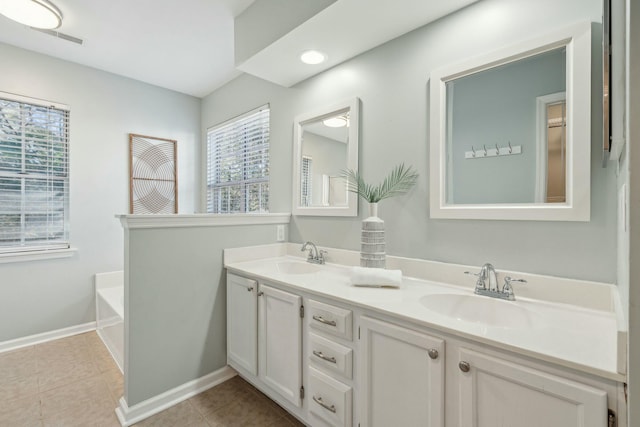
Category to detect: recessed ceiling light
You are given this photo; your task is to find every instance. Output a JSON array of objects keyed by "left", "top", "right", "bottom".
[
  {"left": 0, "top": 0, "right": 62, "bottom": 29},
  {"left": 323, "top": 116, "right": 348, "bottom": 128},
  {"left": 300, "top": 50, "right": 327, "bottom": 65}
]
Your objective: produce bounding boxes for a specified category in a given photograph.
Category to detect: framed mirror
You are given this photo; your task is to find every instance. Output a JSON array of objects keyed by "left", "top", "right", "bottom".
[
  {"left": 429, "top": 22, "right": 591, "bottom": 221},
  {"left": 292, "top": 98, "right": 360, "bottom": 216}
]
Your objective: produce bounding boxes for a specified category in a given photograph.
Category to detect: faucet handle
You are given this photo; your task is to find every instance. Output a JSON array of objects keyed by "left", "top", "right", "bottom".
[
  {"left": 503, "top": 276, "right": 527, "bottom": 286},
  {"left": 502, "top": 276, "right": 527, "bottom": 300},
  {"left": 464, "top": 270, "right": 486, "bottom": 290}
]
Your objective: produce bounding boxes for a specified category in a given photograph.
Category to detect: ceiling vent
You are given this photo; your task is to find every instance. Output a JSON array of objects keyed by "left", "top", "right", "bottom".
[{"left": 32, "top": 28, "right": 83, "bottom": 45}]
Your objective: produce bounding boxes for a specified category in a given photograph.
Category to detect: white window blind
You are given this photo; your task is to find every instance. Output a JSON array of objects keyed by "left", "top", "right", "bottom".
[
  {"left": 301, "top": 156, "right": 312, "bottom": 206},
  {"left": 206, "top": 106, "right": 269, "bottom": 213},
  {"left": 0, "top": 94, "right": 70, "bottom": 253}
]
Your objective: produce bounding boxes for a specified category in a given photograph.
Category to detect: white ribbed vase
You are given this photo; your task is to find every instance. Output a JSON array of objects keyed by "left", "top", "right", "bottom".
[{"left": 360, "top": 202, "right": 385, "bottom": 268}]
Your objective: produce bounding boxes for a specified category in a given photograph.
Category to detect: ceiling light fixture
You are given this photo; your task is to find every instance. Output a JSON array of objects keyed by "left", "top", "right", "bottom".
[
  {"left": 300, "top": 50, "right": 327, "bottom": 65},
  {"left": 0, "top": 0, "right": 62, "bottom": 29},
  {"left": 323, "top": 116, "right": 348, "bottom": 128}
]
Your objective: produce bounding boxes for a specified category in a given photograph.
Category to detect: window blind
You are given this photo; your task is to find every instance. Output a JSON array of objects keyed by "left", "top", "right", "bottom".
[
  {"left": 0, "top": 94, "right": 70, "bottom": 253},
  {"left": 206, "top": 106, "right": 270, "bottom": 213}
]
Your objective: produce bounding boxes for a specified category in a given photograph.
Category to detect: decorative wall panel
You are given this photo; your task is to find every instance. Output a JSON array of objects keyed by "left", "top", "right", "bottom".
[{"left": 129, "top": 134, "right": 177, "bottom": 214}]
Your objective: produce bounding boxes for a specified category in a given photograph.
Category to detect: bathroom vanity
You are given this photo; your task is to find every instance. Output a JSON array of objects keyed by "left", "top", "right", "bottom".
[{"left": 224, "top": 244, "right": 626, "bottom": 427}]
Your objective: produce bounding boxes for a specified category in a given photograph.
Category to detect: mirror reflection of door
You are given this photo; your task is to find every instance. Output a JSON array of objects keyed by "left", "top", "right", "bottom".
[
  {"left": 535, "top": 91, "right": 566, "bottom": 203},
  {"left": 545, "top": 101, "right": 566, "bottom": 203}
]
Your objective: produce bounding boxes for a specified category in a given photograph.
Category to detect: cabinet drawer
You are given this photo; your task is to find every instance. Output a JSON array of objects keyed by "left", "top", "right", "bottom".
[
  {"left": 308, "top": 367, "right": 352, "bottom": 427},
  {"left": 308, "top": 299, "right": 353, "bottom": 340},
  {"left": 309, "top": 333, "right": 353, "bottom": 379}
]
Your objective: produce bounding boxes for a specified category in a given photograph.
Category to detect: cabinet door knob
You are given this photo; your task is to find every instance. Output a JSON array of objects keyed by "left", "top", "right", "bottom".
[
  {"left": 247, "top": 287, "right": 254, "bottom": 292},
  {"left": 459, "top": 361, "right": 471, "bottom": 372},
  {"left": 427, "top": 349, "right": 439, "bottom": 360},
  {"left": 257, "top": 291, "right": 264, "bottom": 296}
]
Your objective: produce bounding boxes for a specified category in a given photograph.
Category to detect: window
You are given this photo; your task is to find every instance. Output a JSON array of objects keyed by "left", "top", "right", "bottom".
[
  {"left": 0, "top": 93, "right": 70, "bottom": 253},
  {"left": 301, "top": 156, "right": 312, "bottom": 206},
  {"left": 206, "top": 105, "right": 269, "bottom": 213}
]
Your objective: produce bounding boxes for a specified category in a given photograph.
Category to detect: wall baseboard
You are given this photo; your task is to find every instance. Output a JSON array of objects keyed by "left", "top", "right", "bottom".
[
  {"left": 115, "top": 365, "right": 236, "bottom": 427},
  {"left": 0, "top": 321, "right": 96, "bottom": 354}
]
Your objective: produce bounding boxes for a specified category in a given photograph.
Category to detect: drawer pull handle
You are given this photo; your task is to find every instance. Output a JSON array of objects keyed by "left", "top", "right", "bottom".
[
  {"left": 313, "top": 350, "right": 337, "bottom": 364},
  {"left": 313, "top": 395, "right": 337, "bottom": 413},
  {"left": 427, "top": 349, "right": 439, "bottom": 360},
  {"left": 459, "top": 361, "right": 471, "bottom": 372},
  {"left": 312, "top": 315, "right": 337, "bottom": 326},
  {"left": 257, "top": 291, "right": 264, "bottom": 296},
  {"left": 247, "top": 287, "right": 254, "bottom": 292}
]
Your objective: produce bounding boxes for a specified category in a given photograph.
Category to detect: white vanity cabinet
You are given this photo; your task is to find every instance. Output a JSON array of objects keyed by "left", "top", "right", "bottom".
[
  {"left": 226, "top": 266, "right": 625, "bottom": 427},
  {"left": 452, "top": 347, "right": 610, "bottom": 427},
  {"left": 359, "top": 316, "right": 445, "bottom": 427},
  {"left": 226, "top": 273, "right": 258, "bottom": 375},
  {"left": 306, "top": 298, "right": 355, "bottom": 427},
  {"left": 258, "top": 284, "right": 303, "bottom": 408},
  {"left": 226, "top": 273, "right": 303, "bottom": 409}
]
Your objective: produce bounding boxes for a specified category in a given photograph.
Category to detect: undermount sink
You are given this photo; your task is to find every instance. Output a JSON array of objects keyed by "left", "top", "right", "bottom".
[
  {"left": 276, "top": 261, "right": 321, "bottom": 275},
  {"left": 419, "top": 293, "right": 536, "bottom": 329}
]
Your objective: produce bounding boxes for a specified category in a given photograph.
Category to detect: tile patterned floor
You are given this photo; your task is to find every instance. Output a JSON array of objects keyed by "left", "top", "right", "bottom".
[{"left": 0, "top": 332, "right": 304, "bottom": 427}]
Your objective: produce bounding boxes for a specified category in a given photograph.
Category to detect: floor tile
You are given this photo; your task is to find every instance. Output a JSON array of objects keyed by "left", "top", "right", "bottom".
[
  {"left": 40, "top": 376, "right": 114, "bottom": 418},
  {"left": 133, "top": 400, "right": 206, "bottom": 427},
  {"left": 0, "top": 332, "right": 303, "bottom": 427},
  {"left": 0, "top": 394, "right": 42, "bottom": 427},
  {"left": 0, "top": 371, "right": 39, "bottom": 401}
]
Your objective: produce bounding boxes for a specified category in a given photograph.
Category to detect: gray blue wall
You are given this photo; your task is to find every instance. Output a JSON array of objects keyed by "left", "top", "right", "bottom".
[
  {"left": 203, "top": 0, "right": 616, "bottom": 283},
  {"left": 124, "top": 222, "right": 283, "bottom": 406},
  {"left": 0, "top": 42, "right": 201, "bottom": 342}
]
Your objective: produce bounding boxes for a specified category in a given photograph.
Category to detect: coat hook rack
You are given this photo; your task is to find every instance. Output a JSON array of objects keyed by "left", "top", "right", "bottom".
[{"left": 465, "top": 142, "right": 522, "bottom": 159}]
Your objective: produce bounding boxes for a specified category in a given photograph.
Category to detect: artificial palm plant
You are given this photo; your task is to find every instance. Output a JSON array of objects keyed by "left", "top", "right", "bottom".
[{"left": 343, "top": 163, "right": 418, "bottom": 204}]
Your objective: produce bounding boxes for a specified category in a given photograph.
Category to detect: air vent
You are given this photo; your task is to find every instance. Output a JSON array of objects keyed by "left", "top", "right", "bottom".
[{"left": 31, "top": 28, "right": 83, "bottom": 45}]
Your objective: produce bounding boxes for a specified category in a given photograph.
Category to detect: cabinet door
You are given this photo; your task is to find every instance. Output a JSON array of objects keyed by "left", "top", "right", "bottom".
[
  {"left": 259, "top": 284, "right": 302, "bottom": 407},
  {"left": 226, "top": 273, "right": 257, "bottom": 376},
  {"left": 457, "top": 348, "right": 608, "bottom": 427},
  {"left": 360, "top": 316, "right": 445, "bottom": 427}
]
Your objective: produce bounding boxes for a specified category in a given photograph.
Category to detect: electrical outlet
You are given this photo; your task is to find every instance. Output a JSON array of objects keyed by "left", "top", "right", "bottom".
[{"left": 277, "top": 225, "right": 285, "bottom": 242}]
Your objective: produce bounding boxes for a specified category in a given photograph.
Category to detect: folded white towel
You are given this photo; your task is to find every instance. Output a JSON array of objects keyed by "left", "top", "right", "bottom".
[{"left": 350, "top": 266, "right": 402, "bottom": 288}]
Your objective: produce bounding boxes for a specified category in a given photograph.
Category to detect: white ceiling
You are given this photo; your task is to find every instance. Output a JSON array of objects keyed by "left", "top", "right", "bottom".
[
  {"left": 0, "top": 0, "right": 478, "bottom": 98},
  {"left": 0, "top": 0, "right": 254, "bottom": 98},
  {"left": 238, "top": 0, "right": 478, "bottom": 87}
]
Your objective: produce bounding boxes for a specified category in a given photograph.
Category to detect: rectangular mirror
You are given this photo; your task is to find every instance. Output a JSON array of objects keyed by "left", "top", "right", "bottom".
[
  {"left": 292, "top": 98, "right": 360, "bottom": 216},
  {"left": 429, "top": 22, "right": 591, "bottom": 221}
]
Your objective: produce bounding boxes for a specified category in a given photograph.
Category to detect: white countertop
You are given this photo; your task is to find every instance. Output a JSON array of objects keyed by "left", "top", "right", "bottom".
[{"left": 225, "top": 249, "right": 625, "bottom": 383}]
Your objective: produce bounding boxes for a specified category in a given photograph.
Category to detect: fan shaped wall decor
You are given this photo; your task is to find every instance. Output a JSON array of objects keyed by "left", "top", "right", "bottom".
[{"left": 129, "top": 133, "right": 178, "bottom": 214}]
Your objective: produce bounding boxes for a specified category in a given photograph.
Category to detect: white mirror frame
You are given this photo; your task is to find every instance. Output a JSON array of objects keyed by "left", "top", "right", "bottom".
[
  {"left": 292, "top": 98, "right": 360, "bottom": 216},
  {"left": 429, "top": 22, "right": 591, "bottom": 221}
]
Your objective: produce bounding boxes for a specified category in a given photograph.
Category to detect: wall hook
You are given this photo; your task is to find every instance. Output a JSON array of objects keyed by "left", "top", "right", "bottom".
[
  {"left": 483, "top": 145, "right": 487, "bottom": 156},
  {"left": 471, "top": 146, "right": 476, "bottom": 158},
  {"left": 495, "top": 143, "right": 500, "bottom": 154},
  {"left": 508, "top": 141, "right": 513, "bottom": 154}
]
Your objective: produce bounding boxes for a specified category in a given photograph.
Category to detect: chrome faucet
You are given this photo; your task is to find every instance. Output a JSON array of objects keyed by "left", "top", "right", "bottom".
[
  {"left": 465, "top": 263, "right": 527, "bottom": 301},
  {"left": 301, "top": 241, "right": 327, "bottom": 264}
]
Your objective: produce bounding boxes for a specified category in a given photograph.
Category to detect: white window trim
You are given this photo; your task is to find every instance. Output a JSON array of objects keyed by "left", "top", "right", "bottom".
[{"left": 0, "top": 247, "right": 77, "bottom": 264}]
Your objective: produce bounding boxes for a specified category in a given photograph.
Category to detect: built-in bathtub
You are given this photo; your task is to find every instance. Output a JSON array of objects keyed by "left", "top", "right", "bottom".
[{"left": 95, "top": 271, "right": 124, "bottom": 372}]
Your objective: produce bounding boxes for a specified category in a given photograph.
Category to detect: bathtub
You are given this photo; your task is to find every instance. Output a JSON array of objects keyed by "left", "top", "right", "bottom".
[{"left": 95, "top": 271, "right": 124, "bottom": 372}]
